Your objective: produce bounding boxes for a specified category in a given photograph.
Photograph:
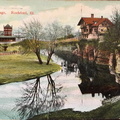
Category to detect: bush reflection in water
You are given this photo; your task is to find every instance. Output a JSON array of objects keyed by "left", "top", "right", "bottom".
[{"left": 14, "top": 74, "right": 66, "bottom": 120}]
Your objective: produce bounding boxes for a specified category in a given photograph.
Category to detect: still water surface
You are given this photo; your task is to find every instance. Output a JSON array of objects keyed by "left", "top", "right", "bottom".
[{"left": 0, "top": 56, "right": 104, "bottom": 119}]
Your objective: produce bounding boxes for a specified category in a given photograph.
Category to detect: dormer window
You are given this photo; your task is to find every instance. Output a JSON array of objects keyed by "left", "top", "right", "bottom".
[{"left": 94, "top": 21, "right": 97, "bottom": 24}]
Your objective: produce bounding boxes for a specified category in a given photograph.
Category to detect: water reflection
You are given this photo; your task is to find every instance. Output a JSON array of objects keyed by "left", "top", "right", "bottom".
[
  {"left": 78, "top": 61, "right": 120, "bottom": 99},
  {"left": 14, "top": 74, "right": 65, "bottom": 120},
  {"left": 61, "top": 61, "right": 79, "bottom": 76},
  {"left": 79, "top": 74, "right": 120, "bottom": 98}
]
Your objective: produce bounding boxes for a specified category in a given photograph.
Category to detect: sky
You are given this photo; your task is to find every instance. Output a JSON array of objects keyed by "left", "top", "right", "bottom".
[{"left": 0, "top": 0, "right": 120, "bottom": 32}]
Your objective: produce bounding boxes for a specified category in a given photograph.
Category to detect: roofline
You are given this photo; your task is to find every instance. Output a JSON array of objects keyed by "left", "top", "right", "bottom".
[
  {"left": 0, "top": 36, "right": 16, "bottom": 38},
  {"left": 77, "top": 17, "right": 113, "bottom": 26}
]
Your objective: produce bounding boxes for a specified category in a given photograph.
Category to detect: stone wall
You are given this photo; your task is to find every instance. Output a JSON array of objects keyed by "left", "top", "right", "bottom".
[{"left": 72, "top": 44, "right": 120, "bottom": 74}]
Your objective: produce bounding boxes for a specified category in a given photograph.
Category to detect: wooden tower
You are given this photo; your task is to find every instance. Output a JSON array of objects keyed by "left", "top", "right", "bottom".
[{"left": 4, "top": 24, "right": 12, "bottom": 36}]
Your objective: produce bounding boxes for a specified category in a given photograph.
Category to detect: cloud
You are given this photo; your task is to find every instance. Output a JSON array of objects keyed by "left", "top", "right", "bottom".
[
  {"left": 0, "top": 3, "right": 119, "bottom": 31},
  {"left": 36, "top": 3, "right": 117, "bottom": 25},
  {"left": 26, "top": 3, "right": 118, "bottom": 31}
]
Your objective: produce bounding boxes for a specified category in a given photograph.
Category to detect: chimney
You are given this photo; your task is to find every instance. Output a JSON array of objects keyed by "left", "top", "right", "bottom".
[
  {"left": 91, "top": 14, "right": 94, "bottom": 18},
  {"left": 101, "top": 16, "right": 103, "bottom": 18}
]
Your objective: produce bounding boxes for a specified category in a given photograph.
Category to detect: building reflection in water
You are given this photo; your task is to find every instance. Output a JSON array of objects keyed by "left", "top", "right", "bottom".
[
  {"left": 78, "top": 74, "right": 120, "bottom": 99},
  {"left": 78, "top": 60, "right": 120, "bottom": 99},
  {"left": 14, "top": 74, "right": 65, "bottom": 120}
]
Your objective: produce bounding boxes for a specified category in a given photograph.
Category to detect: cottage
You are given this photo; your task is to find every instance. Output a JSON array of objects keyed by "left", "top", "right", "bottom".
[{"left": 77, "top": 14, "right": 113, "bottom": 40}]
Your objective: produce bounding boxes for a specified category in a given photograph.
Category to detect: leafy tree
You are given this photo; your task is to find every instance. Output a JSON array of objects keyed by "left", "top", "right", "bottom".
[
  {"left": 0, "top": 44, "right": 8, "bottom": 51},
  {"left": 102, "top": 9, "right": 120, "bottom": 52},
  {"left": 78, "top": 39, "right": 87, "bottom": 51},
  {"left": 20, "top": 19, "right": 44, "bottom": 64},
  {"left": 99, "top": 9, "right": 120, "bottom": 72}
]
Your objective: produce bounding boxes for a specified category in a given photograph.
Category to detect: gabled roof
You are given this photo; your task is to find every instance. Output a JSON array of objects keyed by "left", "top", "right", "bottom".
[
  {"left": 78, "top": 17, "right": 113, "bottom": 26},
  {"left": 92, "top": 18, "right": 113, "bottom": 26}
]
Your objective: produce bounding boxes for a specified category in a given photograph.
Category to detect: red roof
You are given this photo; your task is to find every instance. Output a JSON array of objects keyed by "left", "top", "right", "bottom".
[{"left": 78, "top": 17, "right": 113, "bottom": 26}]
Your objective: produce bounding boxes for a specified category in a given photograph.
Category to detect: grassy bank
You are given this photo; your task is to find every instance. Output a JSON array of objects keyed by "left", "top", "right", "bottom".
[
  {"left": 0, "top": 53, "right": 61, "bottom": 84},
  {"left": 29, "top": 100, "right": 120, "bottom": 120}
]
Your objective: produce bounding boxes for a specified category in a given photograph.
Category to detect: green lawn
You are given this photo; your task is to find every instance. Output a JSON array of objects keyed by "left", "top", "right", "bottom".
[{"left": 0, "top": 53, "right": 61, "bottom": 84}]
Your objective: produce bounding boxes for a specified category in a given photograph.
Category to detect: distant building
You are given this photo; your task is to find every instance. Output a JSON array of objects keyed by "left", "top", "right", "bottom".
[
  {"left": 77, "top": 14, "right": 113, "bottom": 40},
  {"left": 0, "top": 24, "right": 16, "bottom": 42}
]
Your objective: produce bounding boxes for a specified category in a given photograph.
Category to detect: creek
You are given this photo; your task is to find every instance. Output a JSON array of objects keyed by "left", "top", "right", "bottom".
[{"left": 0, "top": 55, "right": 107, "bottom": 120}]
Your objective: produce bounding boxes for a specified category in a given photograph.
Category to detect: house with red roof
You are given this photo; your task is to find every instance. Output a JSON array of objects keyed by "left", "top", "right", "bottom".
[{"left": 77, "top": 14, "right": 113, "bottom": 40}]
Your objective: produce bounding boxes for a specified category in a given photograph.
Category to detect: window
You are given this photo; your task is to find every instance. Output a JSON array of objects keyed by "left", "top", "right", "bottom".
[
  {"left": 84, "top": 29, "right": 88, "bottom": 32},
  {"left": 94, "top": 28, "right": 98, "bottom": 32},
  {"left": 94, "top": 21, "right": 97, "bottom": 24}
]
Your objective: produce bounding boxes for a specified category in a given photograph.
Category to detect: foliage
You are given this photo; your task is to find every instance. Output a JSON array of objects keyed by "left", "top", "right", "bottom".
[
  {"left": 0, "top": 44, "right": 3, "bottom": 51},
  {"left": 103, "top": 9, "right": 120, "bottom": 52},
  {"left": 0, "top": 43, "right": 10, "bottom": 51},
  {"left": 63, "top": 25, "right": 74, "bottom": 39},
  {"left": 65, "top": 34, "right": 74, "bottom": 38},
  {"left": 77, "top": 39, "right": 99, "bottom": 52},
  {"left": 87, "top": 39, "right": 99, "bottom": 47},
  {"left": 7, "top": 45, "right": 20, "bottom": 52},
  {"left": 77, "top": 39, "right": 98, "bottom": 50},
  {"left": 77, "top": 39, "right": 87, "bottom": 50},
  {"left": 98, "top": 41, "right": 116, "bottom": 52}
]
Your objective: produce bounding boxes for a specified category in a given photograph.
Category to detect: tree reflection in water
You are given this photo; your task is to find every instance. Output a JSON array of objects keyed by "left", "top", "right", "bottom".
[{"left": 14, "top": 74, "right": 65, "bottom": 120}]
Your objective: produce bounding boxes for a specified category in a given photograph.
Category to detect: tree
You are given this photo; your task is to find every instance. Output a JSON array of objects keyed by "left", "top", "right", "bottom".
[
  {"left": 63, "top": 25, "right": 74, "bottom": 38},
  {"left": 3, "top": 45, "right": 8, "bottom": 51},
  {"left": 0, "top": 44, "right": 8, "bottom": 51},
  {"left": 20, "top": 19, "right": 44, "bottom": 64},
  {"left": 103, "top": 8, "right": 120, "bottom": 52},
  {"left": 100, "top": 9, "right": 120, "bottom": 73},
  {"left": 44, "top": 21, "right": 64, "bottom": 65}
]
